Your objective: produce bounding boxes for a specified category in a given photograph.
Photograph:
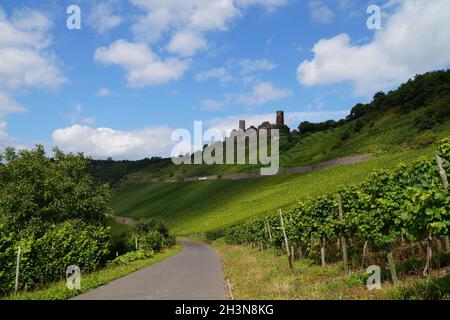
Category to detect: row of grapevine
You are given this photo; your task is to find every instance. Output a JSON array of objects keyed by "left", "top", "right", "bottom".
[
  {"left": 0, "top": 220, "right": 111, "bottom": 294},
  {"left": 222, "top": 140, "right": 450, "bottom": 278}
]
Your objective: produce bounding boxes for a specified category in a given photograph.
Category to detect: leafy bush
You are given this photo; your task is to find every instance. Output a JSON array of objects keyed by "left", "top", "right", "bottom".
[
  {"left": 108, "top": 251, "right": 153, "bottom": 266},
  {"left": 140, "top": 231, "right": 165, "bottom": 252},
  {"left": 131, "top": 218, "right": 175, "bottom": 252}
]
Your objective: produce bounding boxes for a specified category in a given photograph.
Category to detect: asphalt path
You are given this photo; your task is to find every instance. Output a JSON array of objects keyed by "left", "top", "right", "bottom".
[{"left": 72, "top": 240, "right": 227, "bottom": 300}]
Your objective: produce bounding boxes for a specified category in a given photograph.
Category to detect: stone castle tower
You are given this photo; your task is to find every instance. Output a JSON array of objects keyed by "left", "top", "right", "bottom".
[
  {"left": 276, "top": 110, "right": 284, "bottom": 126},
  {"left": 238, "top": 111, "right": 285, "bottom": 132}
]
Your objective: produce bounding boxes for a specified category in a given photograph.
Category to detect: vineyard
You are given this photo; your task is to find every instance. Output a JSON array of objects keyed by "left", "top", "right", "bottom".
[{"left": 218, "top": 140, "right": 450, "bottom": 282}]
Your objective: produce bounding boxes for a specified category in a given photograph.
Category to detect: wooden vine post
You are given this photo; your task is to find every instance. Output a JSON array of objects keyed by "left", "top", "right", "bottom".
[
  {"left": 423, "top": 234, "right": 433, "bottom": 277},
  {"left": 15, "top": 245, "right": 21, "bottom": 292},
  {"left": 320, "top": 238, "right": 326, "bottom": 267},
  {"left": 265, "top": 220, "right": 273, "bottom": 247},
  {"left": 279, "top": 209, "right": 293, "bottom": 271},
  {"left": 361, "top": 241, "right": 369, "bottom": 268},
  {"left": 387, "top": 251, "right": 399, "bottom": 286},
  {"left": 297, "top": 242, "right": 303, "bottom": 259},
  {"left": 263, "top": 221, "right": 268, "bottom": 246},
  {"left": 337, "top": 194, "right": 348, "bottom": 272},
  {"left": 436, "top": 154, "right": 450, "bottom": 252},
  {"left": 289, "top": 214, "right": 295, "bottom": 260}
]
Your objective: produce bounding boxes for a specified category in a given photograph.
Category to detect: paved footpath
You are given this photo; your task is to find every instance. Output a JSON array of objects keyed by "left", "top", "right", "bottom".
[{"left": 72, "top": 240, "right": 227, "bottom": 300}]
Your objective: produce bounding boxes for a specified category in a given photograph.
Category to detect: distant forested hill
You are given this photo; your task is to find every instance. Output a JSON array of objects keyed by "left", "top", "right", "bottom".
[{"left": 88, "top": 157, "right": 172, "bottom": 186}]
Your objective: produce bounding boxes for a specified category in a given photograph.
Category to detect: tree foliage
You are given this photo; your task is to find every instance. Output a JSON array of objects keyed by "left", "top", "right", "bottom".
[
  {"left": 131, "top": 218, "right": 175, "bottom": 252},
  {"left": 0, "top": 145, "right": 111, "bottom": 234}
]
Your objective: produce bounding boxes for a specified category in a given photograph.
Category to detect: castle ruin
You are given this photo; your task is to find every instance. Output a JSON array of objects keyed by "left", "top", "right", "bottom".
[
  {"left": 239, "top": 120, "right": 246, "bottom": 131},
  {"left": 238, "top": 110, "right": 285, "bottom": 132},
  {"left": 276, "top": 110, "right": 284, "bottom": 126}
]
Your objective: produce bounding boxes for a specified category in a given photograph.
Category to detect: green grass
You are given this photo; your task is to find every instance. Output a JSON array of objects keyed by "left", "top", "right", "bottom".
[
  {"left": 387, "top": 274, "right": 450, "bottom": 300},
  {"left": 111, "top": 147, "right": 434, "bottom": 235},
  {"left": 3, "top": 244, "right": 182, "bottom": 300},
  {"left": 212, "top": 240, "right": 450, "bottom": 300},
  {"left": 212, "top": 240, "right": 375, "bottom": 299}
]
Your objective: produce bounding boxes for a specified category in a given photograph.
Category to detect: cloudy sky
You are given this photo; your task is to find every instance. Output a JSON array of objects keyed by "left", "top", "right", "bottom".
[{"left": 1, "top": 0, "right": 449, "bottom": 159}]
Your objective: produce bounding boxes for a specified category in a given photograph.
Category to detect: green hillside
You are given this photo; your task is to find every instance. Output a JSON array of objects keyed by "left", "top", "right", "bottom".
[
  {"left": 104, "top": 70, "right": 450, "bottom": 183},
  {"left": 109, "top": 70, "right": 450, "bottom": 234},
  {"left": 111, "top": 148, "right": 435, "bottom": 235}
]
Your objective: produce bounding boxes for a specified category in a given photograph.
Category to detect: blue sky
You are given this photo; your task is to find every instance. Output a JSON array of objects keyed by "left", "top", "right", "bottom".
[{"left": 1, "top": 0, "right": 449, "bottom": 159}]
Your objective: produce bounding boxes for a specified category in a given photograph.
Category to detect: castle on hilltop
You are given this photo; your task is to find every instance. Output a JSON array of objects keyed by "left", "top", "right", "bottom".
[{"left": 237, "top": 110, "right": 287, "bottom": 132}]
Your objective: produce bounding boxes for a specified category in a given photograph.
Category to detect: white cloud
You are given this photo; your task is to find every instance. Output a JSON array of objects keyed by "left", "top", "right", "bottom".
[
  {"left": 309, "top": 1, "right": 335, "bottom": 24},
  {"left": 130, "top": 0, "right": 286, "bottom": 54},
  {"left": 0, "top": 92, "right": 26, "bottom": 117},
  {"left": 236, "top": 0, "right": 287, "bottom": 12},
  {"left": 97, "top": 1, "right": 287, "bottom": 84},
  {"left": 0, "top": 8, "right": 52, "bottom": 50},
  {"left": 0, "top": 8, "right": 65, "bottom": 147},
  {"left": 0, "top": 93, "right": 25, "bottom": 146},
  {"left": 0, "top": 48, "right": 65, "bottom": 90},
  {"left": 10, "top": 7, "right": 53, "bottom": 35},
  {"left": 236, "top": 58, "right": 276, "bottom": 75},
  {"left": 166, "top": 29, "right": 207, "bottom": 57},
  {"left": 236, "top": 82, "right": 291, "bottom": 106},
  {"left": 195, "top": 67, "right": 233, "bottom": 83},
  {"left": 200, "top": 81, "right": 289, "bottom": 110},
  {"left": 0, "top": 8, "right": 65, "bottom": 91},
  {"left": 88, "top": 0, "right": 122, "bottom": 34},
  {"left": 95, "top": 39, "right": 190, "bottom": 86},
  {"left": 298, "top": 0, "right": 450, "bottom": 95},
  {"left": 52, "top": 124, "right": 175, "bottom": 160},
  {"left": 195, "top": 58, "right": 275, "bottom": 86},
  {"left": 97, "top": 87, "right": 111, "bottom": 97},
  {"left": 130, "top": 0, "right": 241, "bottom": 44},
  {"left": 337, "top": 0, "right": 351, "bottom": 9},
  {"left": 0, "top": 121, "right": 13, "bottom": 145}
]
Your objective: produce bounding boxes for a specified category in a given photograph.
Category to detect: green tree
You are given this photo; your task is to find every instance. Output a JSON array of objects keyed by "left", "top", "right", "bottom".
[
  {"left": 0, "top": 145, "right": 111, "bottom": 234},
  {"left": 132, "top": 218, "right": 174, "bottom": 251}
]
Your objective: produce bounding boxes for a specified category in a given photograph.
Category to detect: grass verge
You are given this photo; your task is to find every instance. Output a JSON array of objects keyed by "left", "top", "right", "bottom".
[
  {"left": 212, "top": 240, "right": 450, "bottom": 300},
  {"left": 3, "top": 244, "right": 182, "bottom": 300}
]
